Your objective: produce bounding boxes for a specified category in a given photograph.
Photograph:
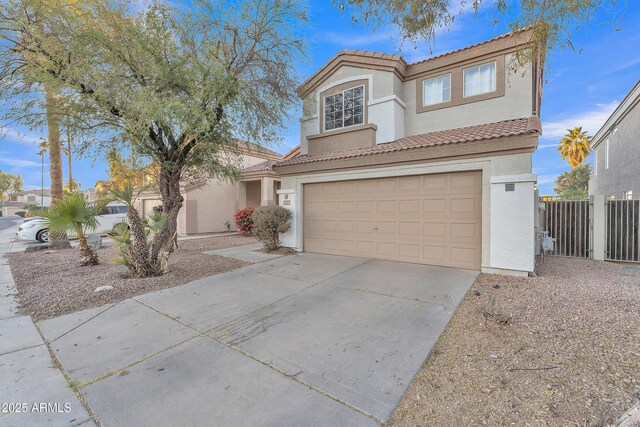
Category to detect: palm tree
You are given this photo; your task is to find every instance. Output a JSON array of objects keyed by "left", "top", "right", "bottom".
[
  {"left": 38, "top": 193, "right": 107, "bottom": 266},
  {"left": 558, "top": 127, "right": 592, "bottom": 169}
]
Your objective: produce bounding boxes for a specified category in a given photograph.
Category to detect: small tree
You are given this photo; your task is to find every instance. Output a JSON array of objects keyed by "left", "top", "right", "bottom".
[
  {"left": 234, "top": 207, "right": 254, "bottom": 236},
  {"left": 252, "top": 205, "right": 292, "bottom": 252},
  {"left": 554, "top": 163, "right": 591, "bottom": 199},
  {"left": 37, "top": 193, "right": 106, "bottom": 266}
]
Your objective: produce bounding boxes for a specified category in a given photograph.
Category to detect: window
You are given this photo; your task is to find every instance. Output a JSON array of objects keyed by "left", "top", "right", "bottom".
[
  {"left": 26, "top": 195, "right": 36, "bottom": 202},
  {"left": 624, "top": 190, "right": 633, "bottom": 200},
  {"left": 112, "top": 205, "right": 128, "bottom": 214},
  {"left": 605, "top": 138, "right": 610, "bottom": 169},
  {"left": 324, "top": 85, "right": 364, "bottom": 131},
  {"left": 463, "top": 62, "right": 496, "bottom": 97},
  {"left": 423, "top": 74, "right": 451, "bottom": 106}
]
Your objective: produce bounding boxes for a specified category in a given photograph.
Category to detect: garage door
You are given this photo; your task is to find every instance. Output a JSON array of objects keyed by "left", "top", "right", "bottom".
[{"left": 303, "top": 171, "right": 482, "bottom": 269}]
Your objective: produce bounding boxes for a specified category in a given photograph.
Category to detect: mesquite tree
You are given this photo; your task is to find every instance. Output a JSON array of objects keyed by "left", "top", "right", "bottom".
[{"left": 1, "top": 0, "right": 306, "bottom": 274}]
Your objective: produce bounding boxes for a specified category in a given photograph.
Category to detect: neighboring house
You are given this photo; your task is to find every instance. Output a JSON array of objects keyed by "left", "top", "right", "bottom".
[
  {"left": 589, "top": 80, "right": 640, "bottom": 199},
  {"left": 83, "top": 188, "right": 97, "bottom": 202},
  {"left": 2, "top": 189, "right": 51, "bottom": 216},
  {"left": 136, "top": 142, "right": 285, "bottom": 235},
  {"left": 273, "top": 29, "right": 544, "bottom": 276}
]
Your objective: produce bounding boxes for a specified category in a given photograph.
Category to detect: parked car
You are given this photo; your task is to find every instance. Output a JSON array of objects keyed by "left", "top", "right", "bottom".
[{"left": 17, "top": 203, "right": 129, "bottom": 243}]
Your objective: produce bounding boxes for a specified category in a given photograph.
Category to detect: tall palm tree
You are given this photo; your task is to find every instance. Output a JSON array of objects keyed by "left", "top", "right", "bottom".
[
  {"left": 38, "top": 193, "right": 107, "bottom": 266},
  {"left": 558, "top": 127, "right": 592, "bottom": 169}
]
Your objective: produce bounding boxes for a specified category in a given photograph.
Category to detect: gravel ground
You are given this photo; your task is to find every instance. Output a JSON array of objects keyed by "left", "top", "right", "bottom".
[
  {"left": 389, "top": 257, "right": 640, "bottom": 427},
  {"left": 7, "top": 235, "right": 256, "bottom": 322}
]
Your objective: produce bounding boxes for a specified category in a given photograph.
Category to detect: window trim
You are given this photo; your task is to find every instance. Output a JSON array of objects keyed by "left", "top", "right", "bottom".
[
  {"left": 415, "top": 55, "right": 505, "bottom": 114},
  {"left": 323, "top": 84, "right": 365, "bottom": 132},
  {"left": 422, "top": 73, "right": 451, "bottom": 107},
  {"left": 463, "top": 61, "right": 497, "bottom": 98}
]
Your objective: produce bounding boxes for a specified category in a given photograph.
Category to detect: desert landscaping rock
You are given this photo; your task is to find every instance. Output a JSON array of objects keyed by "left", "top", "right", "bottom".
[
  {"left": 94, "top": 285, "right": 113, "bottom": 292},
  {"left": 388, "top": 256, "right": 640, "bottom": 426},
  {"left": 7, "top": 234, "right": 255, "bottom": 321}
]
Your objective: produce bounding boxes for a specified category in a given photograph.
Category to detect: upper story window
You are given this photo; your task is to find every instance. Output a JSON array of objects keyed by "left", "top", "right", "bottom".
[
  {"left": 423, "top": 74, "right": 451, "bottom": 106},
  {"left": 463, "top": 62, "right": 496, "bottom": 97},
  {"left": 324, "top": 85, "right": 364, "bottom": 131}
]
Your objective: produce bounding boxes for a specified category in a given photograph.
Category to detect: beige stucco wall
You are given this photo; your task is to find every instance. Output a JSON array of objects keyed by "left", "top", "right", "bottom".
[
  {"left": 278, "top": 151, "right": 536, "bottom": 275},
  {"left": 299, "top": 53, "right": 533, "bottom": 153},
  {"left": 403, "top": 53, "right": 533, "bottom": 135}
]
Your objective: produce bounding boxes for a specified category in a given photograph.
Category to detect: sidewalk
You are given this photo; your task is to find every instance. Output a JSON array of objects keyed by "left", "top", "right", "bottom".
[{"left": 0, "top": 219, "right": 95, "bottom": 427}]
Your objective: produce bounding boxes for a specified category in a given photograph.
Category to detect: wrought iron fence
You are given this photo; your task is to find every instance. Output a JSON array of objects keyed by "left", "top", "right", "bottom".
[
  {"left": 606, "top": 199, "right": 640, "bottom": 262},
  {"left": 541, "top": 199, "right": 591, "bottom": 258}
]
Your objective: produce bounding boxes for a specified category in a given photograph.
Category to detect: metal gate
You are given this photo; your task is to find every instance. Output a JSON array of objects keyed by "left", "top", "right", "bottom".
[
  {"left": 541, "top": 198, "right": 591, "bottom": 258},
  {"left": 606, "top": 199, "right": 640, "bottom": 262}
]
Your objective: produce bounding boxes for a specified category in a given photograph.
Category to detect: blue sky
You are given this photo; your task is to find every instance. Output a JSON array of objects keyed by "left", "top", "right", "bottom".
[{"left": 2, "top": 1, "right": 639, "bottom": 195}]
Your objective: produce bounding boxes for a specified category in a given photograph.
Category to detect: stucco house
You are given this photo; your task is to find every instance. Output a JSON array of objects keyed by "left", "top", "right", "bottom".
[
  {"left": 1, "top": 189, "right": 51, "bottom": 216},
  {"left": 589, "top": 80, "right": 640, "bottom": 199},
  {"left": 136, "top": 142, "right": 285, "bottom": 235},
  {"left": 273, "top": 29, "right": 544, "bottom": 276}
]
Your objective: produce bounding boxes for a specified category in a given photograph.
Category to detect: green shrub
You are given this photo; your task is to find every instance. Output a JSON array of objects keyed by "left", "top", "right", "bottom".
[
  {"left": 252, "top": 205, "right": 292, "bottom": 252},
  {"left": 15, "top": 211, "right": 26, "bottom": 218}
]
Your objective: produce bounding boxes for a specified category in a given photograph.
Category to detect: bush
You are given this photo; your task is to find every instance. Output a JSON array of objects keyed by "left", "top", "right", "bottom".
[
  {"left": 15, "top": 211, "right": 26, "bottom": 217},
  {"left": 252, "top": 205, "right": 292, "bottom": 252},
  {"left": 234, "top": 207, "right": 254, "bottom": 236}
]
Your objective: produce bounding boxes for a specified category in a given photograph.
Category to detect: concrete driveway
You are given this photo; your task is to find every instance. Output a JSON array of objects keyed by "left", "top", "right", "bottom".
[{"left": 37, "top": 250, "right": 477, "bottom": 426}]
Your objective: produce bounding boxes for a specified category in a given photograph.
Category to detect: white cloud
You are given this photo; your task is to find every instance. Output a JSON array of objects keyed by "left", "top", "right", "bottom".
[
  {"left": 541, "top": 101, "right": 619, "bottom": 139},
  {"left": 0, "top": 156, "right": 42, "bottom": 168},
  {"left": 536, "top": 174, "right": 559, "bottom": 185},
  {"left": 0, "top": 126, "right": 43, "bottom": 145}
]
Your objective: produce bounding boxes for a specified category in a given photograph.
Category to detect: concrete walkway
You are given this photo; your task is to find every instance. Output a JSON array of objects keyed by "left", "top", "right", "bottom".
[
  {"left": 0, "top": 219, "right": 94, "bottom": 427},
  {"left": 32, "top": 249, "right": 477, "bottom": 426}
]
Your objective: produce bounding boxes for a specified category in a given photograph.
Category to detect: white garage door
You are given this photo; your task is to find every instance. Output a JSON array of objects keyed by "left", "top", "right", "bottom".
[{"left": 303, "top": 171, "right": 482, "bottom": 269}]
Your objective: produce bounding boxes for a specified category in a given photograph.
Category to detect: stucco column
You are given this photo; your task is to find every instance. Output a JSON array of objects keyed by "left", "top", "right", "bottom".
[
  {"left": 488, "top": 174, "right": 537, "bottom": 276},
  {"left": 261, "top": 177, "right": 276, "bottom": 206},
  {"left": 592, "top": 194, "right": 606, "bottom": 261},
  {"left": 277, "top": 187, "right": 297, "bottom": 249}
]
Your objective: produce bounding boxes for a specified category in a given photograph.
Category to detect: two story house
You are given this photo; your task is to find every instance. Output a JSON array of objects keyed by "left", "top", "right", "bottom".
[
  {"left": 274, "top": 29, "right": 543, "bottom": 276},
  {"left": 589, "top": 80, "right": 640, "bottom": 199}
]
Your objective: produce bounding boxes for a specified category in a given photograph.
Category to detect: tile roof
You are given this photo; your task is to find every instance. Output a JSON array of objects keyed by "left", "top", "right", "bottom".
[
  {"left": 274, "top": 117, "right": 541, "bottom": 168},
  {"left": 409, "top": 26, "right": 534, "bottom": 67},
  {"left": 242, "top": 160, "right": 278, "bottom": 173},
  {"left": 338, "top": 49, "right": 407, "bottom": 65},
  {"left": 9, "top": 189, "right": 51, "bottom": 196},
  {"left": 234, "top": 141, "right": 283, "bottom": 159}
]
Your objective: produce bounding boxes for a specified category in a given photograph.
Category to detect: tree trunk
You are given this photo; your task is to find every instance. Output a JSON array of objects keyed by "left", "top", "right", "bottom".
[
  {"left": 126, "top": 204, "right": 154, "bottom": 277},
  {"left": 67, "top": 121, "right": 73, "bottom": 191},
  {"left": 45, "top": 83, "right": 71, "bottom": 249},
  {"left": 78, "top": 236, "right": 98, "bottom": 266},
  {"left": 150, "top": 167, "right": 183, "bottom": 273}
]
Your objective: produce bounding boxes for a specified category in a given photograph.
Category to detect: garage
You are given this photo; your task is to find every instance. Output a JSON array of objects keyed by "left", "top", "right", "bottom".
[{"left": 303, "top": 171, "right": 482, "bottom": 269}]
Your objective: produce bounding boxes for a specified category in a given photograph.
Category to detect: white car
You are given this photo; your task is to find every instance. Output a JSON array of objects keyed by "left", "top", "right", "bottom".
[{"left": 17, "top": 203, "right": 129, "bottom": 243}]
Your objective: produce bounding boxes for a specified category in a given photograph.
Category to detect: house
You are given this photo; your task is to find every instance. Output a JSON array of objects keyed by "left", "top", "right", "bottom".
[
  {"left": 82, "top": 188, "right": 97, "bottom": 202},
  {"left": 273, "top": 29, "right": 544, "bottom": 276},
  {"left": 2, "top": 189, "right": 51, "bottom": 216},
  {"left": 589, "top": 80, "right": 640, "bottom": 199},
  {"left": 136, "top": 142, "right": 285, "bottom": 235}
]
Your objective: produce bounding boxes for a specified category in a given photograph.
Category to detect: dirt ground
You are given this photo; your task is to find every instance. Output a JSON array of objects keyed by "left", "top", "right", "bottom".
[
  {"left": 7, "top": 235, "right": 256, "bottom": 322},
  {"left": 389, "top": 257, "right": 640, "bottom": 427}
]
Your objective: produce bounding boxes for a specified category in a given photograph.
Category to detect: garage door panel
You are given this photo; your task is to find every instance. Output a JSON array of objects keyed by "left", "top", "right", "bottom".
[
  {"left": 423, "top": 222, "right": 447, "bottom": 238},
  {"left": 423, "top": 199, "right": 448, "bottom": 215},
  {"left": 303, "top": 171, "right": 481, "bottom": 269}
]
